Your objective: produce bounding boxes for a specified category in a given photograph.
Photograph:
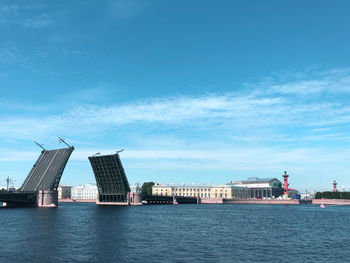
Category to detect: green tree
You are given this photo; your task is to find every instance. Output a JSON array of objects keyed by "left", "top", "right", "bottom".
[
  {"left": 315, "top": 191, "right": 350, "bottom": 199},
  {"left": 315, "top": 192, "right": 323, "bottom": 199},
  {"left": 142, "top": 182, "right": 155, "bottom": 196}
]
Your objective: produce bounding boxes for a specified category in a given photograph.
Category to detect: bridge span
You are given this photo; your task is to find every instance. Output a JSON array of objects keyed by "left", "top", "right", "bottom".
[
  {"left": 0, "top": 145, "right": 74, "bottom": 207},
  {"left": 89, "top": 152, "right": 133, "bottom": 205}
]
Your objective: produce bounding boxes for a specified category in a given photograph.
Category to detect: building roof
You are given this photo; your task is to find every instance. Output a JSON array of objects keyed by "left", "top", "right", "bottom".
[{"left": 236, "top": 177, "right": 280, "bottom": 184}]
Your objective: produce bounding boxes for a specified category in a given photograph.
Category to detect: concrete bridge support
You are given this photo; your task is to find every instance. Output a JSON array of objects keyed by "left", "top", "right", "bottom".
[
  {"left": 37, "top": 190, "right": 58, "bottom": 207},
  {"left": 129, "top": 192, "right": 142, "bottom": 205}
]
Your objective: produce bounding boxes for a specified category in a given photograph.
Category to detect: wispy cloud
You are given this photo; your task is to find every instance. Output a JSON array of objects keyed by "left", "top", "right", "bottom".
[
  {"left": 0, "top": 2, "right": 53, "bottom": 29},
  {"left": 264, "top": 67, "right": 350, "bottom": 96},
  {"left": 1, "top": 68, "right": 350, "bottom": 142},
  {"left": 0, "top": 43, "right": 26, "bottom": 67},
  {"left": 22, "top": 13, "right": 53, "bottom": 29}
]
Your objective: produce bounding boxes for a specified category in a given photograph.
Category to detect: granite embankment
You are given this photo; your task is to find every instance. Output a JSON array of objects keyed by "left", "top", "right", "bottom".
[{"left": 312, "top": 199, "right": 350, "bottom": 205}]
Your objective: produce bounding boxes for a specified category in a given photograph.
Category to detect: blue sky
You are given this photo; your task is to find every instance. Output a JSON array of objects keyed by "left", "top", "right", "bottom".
[{"left": 1, "top": 0, "right": 350, "bottom": 191}]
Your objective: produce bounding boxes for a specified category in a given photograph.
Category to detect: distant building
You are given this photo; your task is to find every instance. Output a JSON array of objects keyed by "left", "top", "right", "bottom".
[
  {"left": 58, "top": 185, "right": 72, "bottom": 199},
  {"left": 233, "top": 177, "right": 282, "bottom": 188},
  {"left": 129, "top": 183, "right": 142, "bottom": 193},
  {"left": 152, "top": 184, "right": 249, "bottom": 199},
  {"left": 211, "top": 185, "right": 249, "bottom": 199},
  {"left": 230, "top": 177, "right": 284, "bottom": 198},
  {"left": 287, "top": 188, "right": 299, "bottom": 198},
  {"left": 71, "top": 184, "right": 98, "bottom": 200},
  {"left": 300, "top": 190, "right": 315, "bottom": 199}
]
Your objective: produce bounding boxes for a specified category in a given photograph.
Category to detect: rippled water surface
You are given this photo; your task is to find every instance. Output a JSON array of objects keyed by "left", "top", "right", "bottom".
[{"left": 1, "top": 203, "right": 350, "bottom": 262}]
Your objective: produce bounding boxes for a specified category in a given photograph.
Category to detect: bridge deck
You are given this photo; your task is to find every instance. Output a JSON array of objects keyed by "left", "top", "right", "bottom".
[
  {"left": 21, "top": 147, "right": 74, "bottom": 192},
  {"left": 0, "top": 192, "right": 37, "bottom": 206}
]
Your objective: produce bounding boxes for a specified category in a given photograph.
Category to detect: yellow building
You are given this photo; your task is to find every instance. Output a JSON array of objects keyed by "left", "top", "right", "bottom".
[
  {"left": 210, "top": 185, "right": 230, "bottom": 198},
  {"left": 152, "top": 185, "right": 173, "bottom": 196},
  {"left": 152, "top": 184, "right": 249, "bottom": 199},
  {"left": 173, "top": 185, "right": 212, "bottom": 198},
  {"left": 210, "top": 185, "right": 249, "bottom": 198}
]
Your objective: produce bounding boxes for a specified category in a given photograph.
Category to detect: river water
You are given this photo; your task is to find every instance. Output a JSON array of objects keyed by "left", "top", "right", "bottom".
[{"left": 0, "top": 203, "right": 349, "bottom": 262}]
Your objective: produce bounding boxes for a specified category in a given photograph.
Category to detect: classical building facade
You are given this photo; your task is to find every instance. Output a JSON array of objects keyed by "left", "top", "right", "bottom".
[
  {"left": 152, "top": 184, "right": 249, "bottom": 199},
  {"left": 230, "top": 177, "right": 284, "bottom": 198},
  {"left": 71, "top": 184, "right": 98, "bottom": 200}
]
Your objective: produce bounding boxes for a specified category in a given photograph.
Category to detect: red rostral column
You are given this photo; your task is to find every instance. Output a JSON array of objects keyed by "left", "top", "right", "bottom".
[
  {"left": 333, "top": 180, "right": 337, "bottom": 192},
  {"left": 283, "top": 171, "right": 289, "bottom": 196}
]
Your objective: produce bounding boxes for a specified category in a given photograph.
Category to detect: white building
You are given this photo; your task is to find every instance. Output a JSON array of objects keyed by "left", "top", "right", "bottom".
[
  {"left": 129, "top": 183, "right": 141, "bottom": 193},
  {"left": 232, "top": 177, "right": 282, "bottom": 188},
  {"left": 230, "top": 177, "right": 284, "bottom": 198},
  {"left": 71, "top": 184, "right": 98, "bottom": 200}
]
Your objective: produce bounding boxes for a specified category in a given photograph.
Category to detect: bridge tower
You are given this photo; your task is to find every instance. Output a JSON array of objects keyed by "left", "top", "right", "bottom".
[
  {"left": 283, "top": 171, "right": 289, "bottom": 198},
  {"left": 333, "top": 180, "right": 337, "bottom": 192}
]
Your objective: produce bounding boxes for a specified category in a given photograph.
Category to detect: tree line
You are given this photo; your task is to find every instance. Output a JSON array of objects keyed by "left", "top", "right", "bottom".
[{"left": 315, "top": 191, "right": 350, "bottom": 199}]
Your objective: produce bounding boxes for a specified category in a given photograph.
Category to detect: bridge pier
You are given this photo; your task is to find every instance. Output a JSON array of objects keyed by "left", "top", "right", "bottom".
[
  {"left": 129, "top": 192, "right": 142, "bottom": 206},
  {"left": 37, "top": 190, "right": 58, "bottom": 207}
]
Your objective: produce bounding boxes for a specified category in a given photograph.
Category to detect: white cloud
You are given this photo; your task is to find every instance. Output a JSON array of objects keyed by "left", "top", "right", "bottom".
[
  {"left": 2, "top": 68, "right": 350, "bottom": 141},
  {"left": 22, "top": 14, "right": 53, "bottom": 29},
  {"left": 270, "top": 80, "right": 328, "bottom": 95}
]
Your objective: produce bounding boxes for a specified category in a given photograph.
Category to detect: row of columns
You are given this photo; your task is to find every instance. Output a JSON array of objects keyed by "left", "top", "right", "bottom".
[{"left": 250, "top": 188, "right": 272, "bottom": 198}]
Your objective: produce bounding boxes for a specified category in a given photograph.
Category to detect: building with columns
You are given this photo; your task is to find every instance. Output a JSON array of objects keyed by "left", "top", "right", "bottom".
[
  {"left": 230, "top": 177, "right": 284, "bottom": 198},
  {"left": 152, "top": 184, "right": 249, "bottom": 199}
]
